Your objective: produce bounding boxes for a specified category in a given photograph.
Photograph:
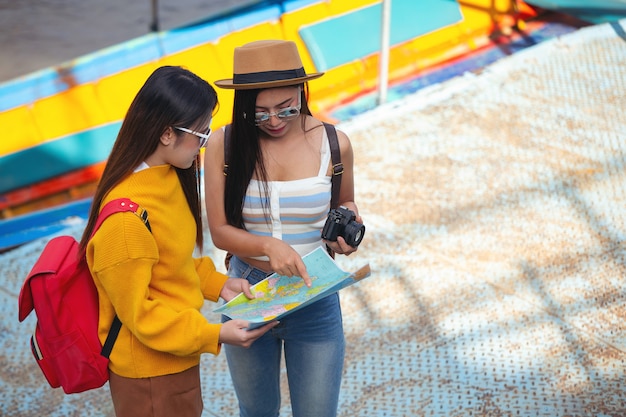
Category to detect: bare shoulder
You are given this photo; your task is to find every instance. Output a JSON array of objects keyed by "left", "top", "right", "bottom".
[
  {"left": 205, "top": 126, "right": 226, "bottom": 163},
  {"left": 307, "top": 117, "right": 352, "bottom": 154},
  {"left": 207, "top": 127, "right": 224, "bottom": 150},
  {"left": 334, "top": 127, "right": 353, "bottom": 154},
  {"left": 209, "top": 125, "right": 226, "bottom": 145}
]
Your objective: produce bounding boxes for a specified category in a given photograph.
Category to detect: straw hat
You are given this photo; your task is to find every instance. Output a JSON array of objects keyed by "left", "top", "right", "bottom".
[{"left": 214, "top": 40, "right": 324, "bottom": 90}]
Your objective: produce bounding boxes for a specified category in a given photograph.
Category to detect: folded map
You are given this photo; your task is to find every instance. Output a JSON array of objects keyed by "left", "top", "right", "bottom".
[{"left": 213, "top": 246, "right": 371, "bottom": 330}]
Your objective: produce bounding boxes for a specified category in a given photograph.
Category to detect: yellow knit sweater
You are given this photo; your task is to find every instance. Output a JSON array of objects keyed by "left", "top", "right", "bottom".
[{"left": 87, "top": 164, "right": 228, "bottom": 378}]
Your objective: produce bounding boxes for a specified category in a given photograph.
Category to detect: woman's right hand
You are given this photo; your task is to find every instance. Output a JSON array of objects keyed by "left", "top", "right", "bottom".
[
  {"left": 219, "top": 319, "right": 278, "bottom": 348},
  {"left": 266, "top": 239, "right": 312, "bottom": 287}
]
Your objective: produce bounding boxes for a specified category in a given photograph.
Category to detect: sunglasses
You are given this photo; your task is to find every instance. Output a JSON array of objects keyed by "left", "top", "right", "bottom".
[
  {"left": 254, "top": 91, "right": 302, "bottom": 126},
  {"left": 174, "top": 126, "right": 212, "bottom": 148}
]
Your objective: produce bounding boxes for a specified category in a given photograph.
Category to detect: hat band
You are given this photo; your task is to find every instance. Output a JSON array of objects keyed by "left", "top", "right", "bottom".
[{"left": 233, "top": 67, "right": 307, "bottom": 85}]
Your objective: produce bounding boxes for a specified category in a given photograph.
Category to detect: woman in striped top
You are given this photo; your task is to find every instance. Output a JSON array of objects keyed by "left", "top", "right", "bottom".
[{"left": 204, "top": 40, "right": 363, "bottom": 417}]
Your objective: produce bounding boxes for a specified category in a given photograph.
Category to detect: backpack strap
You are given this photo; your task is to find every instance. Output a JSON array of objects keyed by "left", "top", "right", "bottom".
[
  {"left": 91, "top": 197, "right": 151, "bottom": 358},
  {"left": 101, "top": 316, "right": 122, "bottom": 358},
  {"left": 323, "top": 122, "right": 343, "bottom": 209},
  {"left": 92, "top": 198, "right": 151, "bottom": 237}
]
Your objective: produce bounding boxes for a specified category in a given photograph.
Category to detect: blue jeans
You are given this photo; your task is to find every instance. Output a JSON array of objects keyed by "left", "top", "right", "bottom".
[{"left": 225, "top": 255, "right": 345, "bottom": 417}]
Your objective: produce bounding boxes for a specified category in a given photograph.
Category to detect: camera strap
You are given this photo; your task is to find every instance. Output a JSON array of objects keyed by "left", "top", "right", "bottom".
[{"left": 323, "top": 122, "right": 343, "bottom": 209}]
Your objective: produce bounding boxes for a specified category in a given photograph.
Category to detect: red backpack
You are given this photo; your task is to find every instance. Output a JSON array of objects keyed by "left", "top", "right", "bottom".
[{"left": 18, "top": 198, "right": 150, "bottom": 394}]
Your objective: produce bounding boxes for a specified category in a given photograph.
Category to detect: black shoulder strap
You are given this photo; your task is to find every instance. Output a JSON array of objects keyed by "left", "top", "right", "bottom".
[
  {"left": 101, "top": 316, "right": 122, "bottom": 358},
  {"left": 323, "top": 122, "right": 343, "bottom": 209},
  {"left": 99, "top": 204, "right": 151, "bottom": 358},
  {"left": 223, "top": 124, "right": 232, "bottom": 176}
]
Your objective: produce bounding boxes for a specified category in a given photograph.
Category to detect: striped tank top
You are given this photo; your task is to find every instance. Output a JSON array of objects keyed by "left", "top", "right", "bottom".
[{"left": 243, "top": 131, "right": 332, "bottom": 260}]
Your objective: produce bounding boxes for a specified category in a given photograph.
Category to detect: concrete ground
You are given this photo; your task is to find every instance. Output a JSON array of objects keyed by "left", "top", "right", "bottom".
[{"left": 1, "top": 18, "right": 625, "bottom": 417}]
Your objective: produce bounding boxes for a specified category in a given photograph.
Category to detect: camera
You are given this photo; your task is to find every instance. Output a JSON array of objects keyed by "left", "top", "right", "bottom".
[{"left": 321, "top": 207, "right": 365, "bottom": 247}]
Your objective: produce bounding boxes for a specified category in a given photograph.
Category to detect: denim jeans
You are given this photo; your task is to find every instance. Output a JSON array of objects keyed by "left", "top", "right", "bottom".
[{"left": 225, "top": 255, "right": 345, "bottom": 417}]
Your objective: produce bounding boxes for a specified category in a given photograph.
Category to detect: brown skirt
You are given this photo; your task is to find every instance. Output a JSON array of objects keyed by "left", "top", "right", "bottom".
[{"left": 109, "top": 365, "right": 203, "bottom": 417}]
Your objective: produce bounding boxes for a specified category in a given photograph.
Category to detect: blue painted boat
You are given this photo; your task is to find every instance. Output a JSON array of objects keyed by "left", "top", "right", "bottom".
[
  {"left": 0, "top": 198, "right": 90, "bottom": 252},
  {"left": 2, "top": 0, "right": 623, "bottom": 252},
  {"left": 526, "top": 0, "right": 626, "bottom": 23}
]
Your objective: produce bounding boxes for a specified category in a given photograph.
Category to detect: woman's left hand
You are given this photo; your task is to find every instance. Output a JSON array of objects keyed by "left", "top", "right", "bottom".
[
  {"left": 323, "top": 236, "right": 358, "bottom": 256},
  {"left": 220, "top": 278, "right": 254, "bottom": 302}
]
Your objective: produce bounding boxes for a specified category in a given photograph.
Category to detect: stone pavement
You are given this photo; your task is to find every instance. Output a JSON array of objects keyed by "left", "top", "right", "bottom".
[{"left": 1, "top": 18, "right": 625, "bottom": 417}]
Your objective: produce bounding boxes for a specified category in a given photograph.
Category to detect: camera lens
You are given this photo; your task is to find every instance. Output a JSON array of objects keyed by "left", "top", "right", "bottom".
[{"left": 344, "top": 221, "right": 365, "bottom": 247}]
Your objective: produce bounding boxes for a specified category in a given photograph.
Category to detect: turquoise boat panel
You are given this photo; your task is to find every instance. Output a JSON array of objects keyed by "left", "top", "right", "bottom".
[
  {"left": 299, "top": 0, "right": 463, "bottom": 72},
  {"left": 0, "top": 122, "right": 121, "bottom": 194}
]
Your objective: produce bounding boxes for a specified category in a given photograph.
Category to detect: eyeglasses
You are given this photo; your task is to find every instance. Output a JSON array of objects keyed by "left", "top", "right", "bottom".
[
  {"left": 174, "top": 126, "right": 211, "bottom": 148},
  {"left": 254, "top": 92, "right": 302, "bottom": 126}
]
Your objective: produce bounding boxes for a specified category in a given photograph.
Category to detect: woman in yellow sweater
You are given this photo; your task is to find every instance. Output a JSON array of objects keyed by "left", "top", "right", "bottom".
[{"left": 79, "top": 66, "right": 276, "bottom": 417}]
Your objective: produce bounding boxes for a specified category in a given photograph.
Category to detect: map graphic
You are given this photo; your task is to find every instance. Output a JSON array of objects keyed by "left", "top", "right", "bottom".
[{"left": 213, "top": 246, "right": 371, "bottom": 329}]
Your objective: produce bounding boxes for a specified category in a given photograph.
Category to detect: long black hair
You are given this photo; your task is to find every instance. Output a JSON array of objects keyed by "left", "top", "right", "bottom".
[
  {"left": 224, "top": 83, "right": 314, "bottom": 229},
  {"left": 80, "top": 66, "right": 218, "bottom": 252}
]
